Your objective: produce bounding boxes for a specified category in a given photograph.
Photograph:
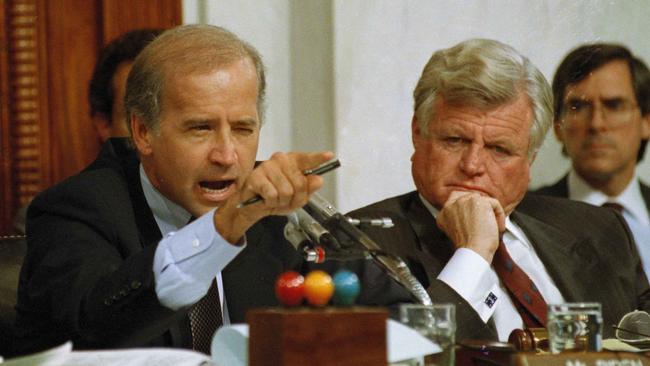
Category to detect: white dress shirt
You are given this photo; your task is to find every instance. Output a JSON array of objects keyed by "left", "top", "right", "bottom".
[
  {"left": 142, "top": 165, "right": 245, "bottom": 324},
  {"left": 420, "top": 195, "right": 564, "bottom": 341},
  {"left": 567, "top": 169, "right": 650, "bottom": 279}
]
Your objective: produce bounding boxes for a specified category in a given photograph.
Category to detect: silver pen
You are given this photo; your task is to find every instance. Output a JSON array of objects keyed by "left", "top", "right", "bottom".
[{"left": 236, "top": 159, "right": 340, "bottom": 208}]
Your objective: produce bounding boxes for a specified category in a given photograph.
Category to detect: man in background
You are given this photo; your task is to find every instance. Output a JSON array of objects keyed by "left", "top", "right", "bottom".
[
  {"left": 89, "top": 28, "right": 164, "bottom": 141},
  {"left": 351, "top": 38, "right": 650, "bottom": 342},
  {"left": 535, "top": 44, "right": 650, "bottom": 278},
  {"left": 12, "top": 28, "right": 163, "bottom": 235}
]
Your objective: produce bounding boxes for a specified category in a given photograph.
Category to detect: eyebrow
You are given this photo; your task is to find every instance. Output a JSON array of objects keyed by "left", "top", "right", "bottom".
[
  {"left": 231, "top": 118, "right": 259, "bottom": 127},
  {"left": 181, "top": 118, "right": 259, "bottom": 127},
  {"left": 182, "top": 118, "right": 211, "bottom": 126},
  {"left": 565, "top": 95, "right": 630, "bottom": 103}
]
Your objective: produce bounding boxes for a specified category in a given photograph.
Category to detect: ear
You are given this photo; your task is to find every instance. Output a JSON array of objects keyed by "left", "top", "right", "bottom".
[
  {"left": 411, "top": 116, "right": 422, "bottom": 148},
  {"left": 641, "top": 113, "right": 650, "bottom": 139},
  {"left": 130, "top": 113, "right": 154, "bottom": 155},
  {"left": 92, "top": 115, "right": 111, "bottom": 142},
  {"left": 552, "top": 119, "right": 565, "bottom": 143}
]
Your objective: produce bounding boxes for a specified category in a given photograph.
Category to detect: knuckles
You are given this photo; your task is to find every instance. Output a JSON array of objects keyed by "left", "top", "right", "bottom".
[{"left": 245, "top": 152, "right": 312, "bottom": 210}]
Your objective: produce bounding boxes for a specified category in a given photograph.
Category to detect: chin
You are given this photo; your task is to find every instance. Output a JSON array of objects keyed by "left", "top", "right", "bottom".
[{"left": 187, "top": 200, "right": 215, "bottom": 215}]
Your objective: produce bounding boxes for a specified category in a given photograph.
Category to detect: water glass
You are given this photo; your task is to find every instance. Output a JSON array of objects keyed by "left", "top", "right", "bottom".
[
  {"left": 399, "top": 304, "right": 456, "bottom": 366},
  {"left": 547, "top": 302, "right": 603, "bottom": 354}
]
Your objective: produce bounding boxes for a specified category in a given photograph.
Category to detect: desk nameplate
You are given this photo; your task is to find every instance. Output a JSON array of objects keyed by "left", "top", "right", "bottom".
[{"left": 513, "top": 351, "right": 650, "bottom": 366}]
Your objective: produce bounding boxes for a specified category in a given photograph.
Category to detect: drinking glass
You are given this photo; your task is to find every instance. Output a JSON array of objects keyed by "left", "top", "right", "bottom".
[
  {"left": 399, "top": 304, "right": 455, "bottom": 366},
  {"left": 547, "top": 302, "right": 603, "bottom": 354}
]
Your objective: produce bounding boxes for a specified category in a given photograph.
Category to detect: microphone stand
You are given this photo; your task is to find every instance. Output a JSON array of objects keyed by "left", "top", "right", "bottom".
[{"left": 303, "top": 194, "right": 433, "bottom": 306}]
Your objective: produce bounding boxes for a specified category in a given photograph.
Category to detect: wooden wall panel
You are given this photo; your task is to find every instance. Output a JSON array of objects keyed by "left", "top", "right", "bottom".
[
  {"left": 101, "top": 0, "right": 182, "bottom": 44},
  {"left": 0, "top": 0, "right": 11, "bottom": 233},
  {"left": 1, "top": 0, "right": 51, "bottom": 235},
  {"left": 15, "top": 1, "right": 50, "bottom": 204},
  {"left": 0, "top": 0, "right": 182, "bottom": 235},
  {"left": 46, "top": 0, "right": 103, "bottom": 183}
]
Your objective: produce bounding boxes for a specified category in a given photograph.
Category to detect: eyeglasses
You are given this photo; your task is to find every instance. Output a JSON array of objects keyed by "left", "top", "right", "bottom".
[{"left": 561, "top": 98, "right": 639, "bottom": 127}]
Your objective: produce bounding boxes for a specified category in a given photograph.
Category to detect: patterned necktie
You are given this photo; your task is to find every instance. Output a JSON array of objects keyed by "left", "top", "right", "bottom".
[
  {"left": 492, "top": 240, "right": 548, "bottom": 328},
  {"left": 188, "top": 279, "right": 223, "bottom": 354}
]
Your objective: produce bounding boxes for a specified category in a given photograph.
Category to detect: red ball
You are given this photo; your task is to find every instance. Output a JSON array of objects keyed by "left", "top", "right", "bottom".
[
  {"left": 275, "top": 271, "right": 305, "bottom": 307},
  {"left": 304, "top": 270, "right": 334, "bottom": 306}
]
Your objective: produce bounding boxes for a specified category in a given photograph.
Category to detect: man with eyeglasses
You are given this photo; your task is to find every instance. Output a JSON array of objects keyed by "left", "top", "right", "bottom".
[{"left": 535, "top": 43, "right": 650, "bottom": 278}]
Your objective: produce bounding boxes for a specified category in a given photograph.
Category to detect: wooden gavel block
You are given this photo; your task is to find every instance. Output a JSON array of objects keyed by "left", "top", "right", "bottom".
[{"left": 247, "top": 307, "right": 387, "bottom": 366}]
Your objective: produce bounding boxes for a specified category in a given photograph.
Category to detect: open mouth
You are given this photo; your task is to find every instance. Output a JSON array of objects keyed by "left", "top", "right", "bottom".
[{"left": 199, "top": 180, "right": 235, "bottom": 194}]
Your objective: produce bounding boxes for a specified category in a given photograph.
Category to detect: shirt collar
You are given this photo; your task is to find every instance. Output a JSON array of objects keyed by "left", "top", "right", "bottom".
[
  {"left": 417, "top": 193, "right": 530, "bottom": 249},
  {"left": 140, "top": 164, "right": 192, "bottom": 234},
  {"left": 567, "top": 169, "right": 650, "bottom": 225}
]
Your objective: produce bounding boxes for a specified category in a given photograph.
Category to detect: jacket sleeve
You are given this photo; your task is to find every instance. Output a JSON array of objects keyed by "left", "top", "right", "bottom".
[
  {"left": 349, "top": 200, "right": 498, "bottom": 341},
  {"left": 16, "top": 171, "right": 182, "bottom": 351}
]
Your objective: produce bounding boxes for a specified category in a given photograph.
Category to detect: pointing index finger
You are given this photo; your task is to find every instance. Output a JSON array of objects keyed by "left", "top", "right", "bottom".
[
  {"left": 293, "top": 151, "right": 335, "bottom": 172},
  {"left": 236, "top": 152, "right": 336, "bottom": 208}
]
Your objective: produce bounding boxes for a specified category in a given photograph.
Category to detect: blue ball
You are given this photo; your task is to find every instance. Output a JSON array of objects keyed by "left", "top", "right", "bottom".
[{"left": 332, "top": 270, "right": 361, "bottom": 305}]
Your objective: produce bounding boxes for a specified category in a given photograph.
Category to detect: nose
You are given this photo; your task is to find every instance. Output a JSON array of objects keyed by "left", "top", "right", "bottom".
[
  {"left": 587, "top": 105, "right": 608, "bottom": 132},
  {"left": 459, "top": 144, "right": 485, "bottom": 176},
  {"left": 208, "top": 131, "right": 237, "bottom": 167}
]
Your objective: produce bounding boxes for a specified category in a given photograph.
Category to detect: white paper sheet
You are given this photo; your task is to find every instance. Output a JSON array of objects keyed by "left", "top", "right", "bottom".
[
  {"left": 209, "top": 319, "right": 441, "bottom": 365},
  {"left": 386, "top": 319, "right": 441, "bottom": 363},
  {"left": 211, "top": 324, "right": 249, "bottom": 366},
  {"left": 0, "top": 342, "right": 72, "bottom": 366},
  {"left": 0, "top": 342, "right": 213, "bottom": 366},
  {"left": 3, "top": 319, "right": 440, "bottom": 365}
]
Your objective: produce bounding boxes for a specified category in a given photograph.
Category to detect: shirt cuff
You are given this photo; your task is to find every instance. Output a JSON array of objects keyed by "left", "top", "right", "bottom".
[
  {"left": 437, "top": 248, "right": 503, "bottom": 323},
  {"left": 153, "top": 209, "right": 246, "bottom": 310}
]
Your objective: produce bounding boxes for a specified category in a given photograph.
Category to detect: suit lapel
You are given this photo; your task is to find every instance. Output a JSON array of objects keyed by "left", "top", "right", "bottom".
[
  {"left": 94, "top": 139, "right": 162, "bottom": 247},
  {"left": 510, "top": 209, "right": 598, "bottom": 302},
  {"left": 555, "top": 175, "right": 570, "bottom": 198},
  {"left": 119, "top": 142, "right": 163, "bottom": 247},
  {"left": 404, "top": 194, "right": 455, "bottom": 284}
]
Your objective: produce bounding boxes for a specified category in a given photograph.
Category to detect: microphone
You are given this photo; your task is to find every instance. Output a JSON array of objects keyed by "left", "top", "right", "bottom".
[
  {"left": 303, "top": 193, "right": 433, "bottom": 306},
  {"left": 288, "top": 208, "right": 340, "bottom": 249},
  {"left": 284, "top": 209, "right": 344, "bottom": 263},
  {"left": 285, "top": 209, "right": 361, "bottom": 263}
]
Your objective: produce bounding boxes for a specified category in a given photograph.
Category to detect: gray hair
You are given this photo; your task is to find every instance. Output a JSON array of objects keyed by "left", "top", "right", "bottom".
[
  {"left": 413, "top": 39, "right": 553, "bottom": 159},
  {"left": 125, "top": 24, "right": 266, "bottom": 133}
]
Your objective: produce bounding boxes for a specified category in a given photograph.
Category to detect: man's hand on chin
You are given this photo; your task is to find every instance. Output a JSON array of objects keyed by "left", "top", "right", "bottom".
[
  {"left": 214, "top": 151, "right": 334, "bottom": 244},
  {"left": 436, "top": 190, "right": 506, "bottom": 263}
]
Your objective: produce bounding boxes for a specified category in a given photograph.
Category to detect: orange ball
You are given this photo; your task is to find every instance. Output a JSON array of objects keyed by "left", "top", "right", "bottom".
[{"left": 304, "top": 270, "right": 334, "bottom": 306}]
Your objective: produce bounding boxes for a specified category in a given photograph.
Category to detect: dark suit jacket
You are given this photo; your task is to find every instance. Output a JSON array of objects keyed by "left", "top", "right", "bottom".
[
  {"left": 534, "top": 174, "right": 650, "bottom": 210},
  {"left": 13, "top": 139, "right": 303, "bottom": 355},
  {"left": 349, "top": 191, "right": 650, "bottom": 341}
]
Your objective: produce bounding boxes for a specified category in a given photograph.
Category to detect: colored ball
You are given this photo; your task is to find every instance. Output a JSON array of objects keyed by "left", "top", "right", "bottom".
[
  {"left": 275, "top": 271, "right": 305, "bottom": 307},
  {"left": 332, "top": 270, "right": 361, "bottom": 305},
  {"left": 304, "top": 270, "right": 334, "bottom": 306}
]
